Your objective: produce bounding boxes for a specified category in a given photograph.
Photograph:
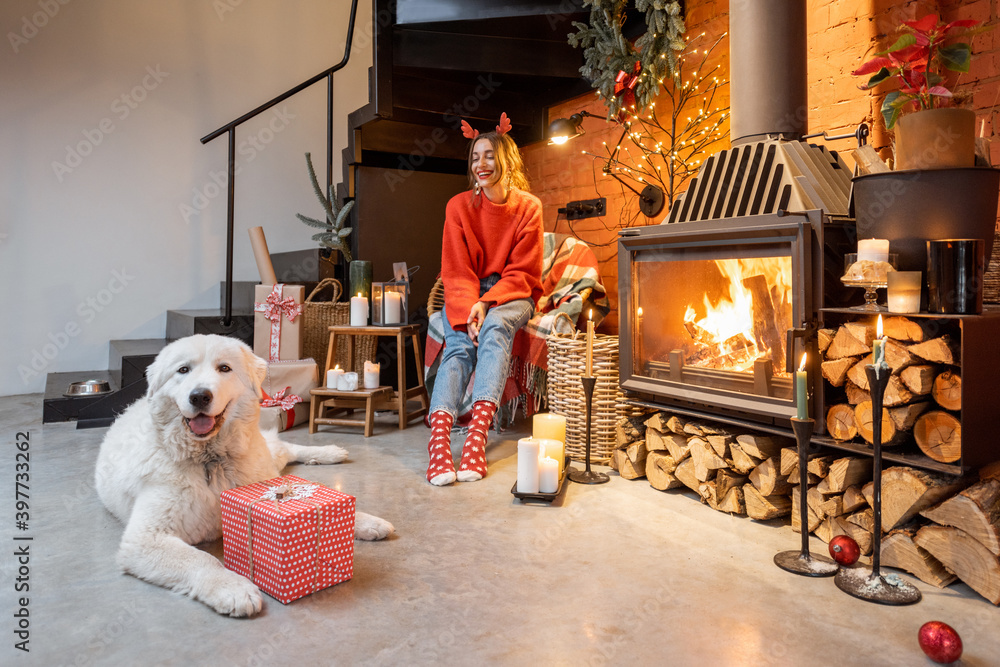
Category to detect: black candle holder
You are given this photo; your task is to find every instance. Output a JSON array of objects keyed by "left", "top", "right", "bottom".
[
  {"left": 774, "top": 417, "right": 839, "bottom": 577},
  {"left": 568, "top": 376, "right": 609, "bottom": 485},
  {"left": 834, "top": 364, "right": 922, "bottom": 605}
]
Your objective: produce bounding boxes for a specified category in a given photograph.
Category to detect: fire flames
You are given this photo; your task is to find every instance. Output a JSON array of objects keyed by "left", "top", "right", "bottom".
[{"left": 682, "top": 257, "right": 792, "bottom": 373}]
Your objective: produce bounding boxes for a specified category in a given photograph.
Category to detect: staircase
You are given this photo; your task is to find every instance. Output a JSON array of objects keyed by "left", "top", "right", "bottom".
[{"left": 43, "top": 0, "right": 590, "bottom": 427}]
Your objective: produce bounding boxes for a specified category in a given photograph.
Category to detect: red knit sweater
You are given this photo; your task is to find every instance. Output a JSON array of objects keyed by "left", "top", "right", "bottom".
[{"left": 441, "top": 188, "right": 544, "bottom": 330}]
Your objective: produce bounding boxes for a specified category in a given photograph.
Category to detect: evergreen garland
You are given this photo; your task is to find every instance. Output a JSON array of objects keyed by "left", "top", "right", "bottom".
[{"left": 568, "top": 0, "right": 686, "bottom": 120}]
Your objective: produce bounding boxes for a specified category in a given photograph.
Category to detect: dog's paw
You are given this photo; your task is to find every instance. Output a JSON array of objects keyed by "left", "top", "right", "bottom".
[
  {"left": 200, "top": 570, "right": 263, "bottom": 617},
  {"left": 301, "top": 444, "right": 349, "bottom": 465},
  {"left": 354, "top": 511, "right": 394, "bottom": 541}
]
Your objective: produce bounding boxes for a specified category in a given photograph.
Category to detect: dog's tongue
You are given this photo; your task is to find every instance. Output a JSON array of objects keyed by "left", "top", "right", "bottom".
[{"left": 189, "top": 414, "right": 216, "bottom": 435}]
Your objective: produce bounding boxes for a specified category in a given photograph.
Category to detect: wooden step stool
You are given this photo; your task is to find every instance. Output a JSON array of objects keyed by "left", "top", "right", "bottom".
[{"left": 309, "top": 385, "right": 393, "bottom": 437}]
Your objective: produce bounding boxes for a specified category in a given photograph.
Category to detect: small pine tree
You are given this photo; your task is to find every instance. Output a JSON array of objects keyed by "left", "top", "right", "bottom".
[{"left": 296, "top": 152, "right": 354, "bottom": 263}]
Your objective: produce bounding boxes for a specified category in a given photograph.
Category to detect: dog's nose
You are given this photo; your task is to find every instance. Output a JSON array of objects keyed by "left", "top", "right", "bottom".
[{"left": 189, "top": 389, "right": 213, "bottom": 410}]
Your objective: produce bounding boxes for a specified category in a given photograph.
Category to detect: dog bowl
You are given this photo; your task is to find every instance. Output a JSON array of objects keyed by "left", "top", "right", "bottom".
[{"left": 64, "top": 380, "right": 112, "bottom": 398}]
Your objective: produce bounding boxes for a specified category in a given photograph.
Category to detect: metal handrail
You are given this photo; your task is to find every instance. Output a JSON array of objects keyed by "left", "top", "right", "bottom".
[{"left": 200, "top": 0, "right": 361, "bottom": 326}]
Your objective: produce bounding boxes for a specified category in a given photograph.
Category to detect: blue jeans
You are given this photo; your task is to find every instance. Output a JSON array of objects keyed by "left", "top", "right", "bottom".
[{"left": 430, "top": 276, "right": 533, "bottom": 420}]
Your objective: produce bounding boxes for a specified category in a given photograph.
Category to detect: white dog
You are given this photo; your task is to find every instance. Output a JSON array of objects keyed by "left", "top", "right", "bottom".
[{"left": 96, "top": 334, "right": 393, "bottom": 617}]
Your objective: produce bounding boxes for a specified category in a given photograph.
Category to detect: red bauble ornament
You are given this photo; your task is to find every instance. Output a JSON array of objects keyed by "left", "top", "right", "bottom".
[
  {"left": 828, "top": 535, "right": 861, "bottom": 565},
  {"left": 919, "top": 621, "right": 963, "bottom": 664}
]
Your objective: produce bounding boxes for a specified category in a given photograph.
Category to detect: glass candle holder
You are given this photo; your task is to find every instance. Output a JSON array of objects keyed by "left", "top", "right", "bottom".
[{"left": 887, "top": 270, "right": 922, "bottom": 313}]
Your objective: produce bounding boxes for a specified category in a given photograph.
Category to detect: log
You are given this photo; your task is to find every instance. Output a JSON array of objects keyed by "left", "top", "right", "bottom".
[
  {"left": 889, "top": 401, "right": 931, "bottom": 432},
  {"left": 615, "top": 415, "right": 645, "bottom": 447},
  {"left": 742, "top": 274, "right": 784, "bottom": 368},
  {"left": 673, "top": 457, "right": 701, "bottom": 493},
  {"left": 644, "top": 412, "right": 670, "bottom": 432},
  {"left": 698, "top": 481, "right": 718, "bottom": 508},
  {"left": 862, "top": 466, "right": 971, "bottom": 531},
  {"left": 921, "top": 478, "right": 1000, "bottom": 556},
  {"left": 843, "top": 518, "right": 874, "bottom": 556},
  {"left": 609, "top": 448, "right": 620, "bottom": 472},
  {"left": 844, "top": 322, "right": 875, "bottom": 348},
  {"left": 915, "top": 525, "right": 1000, "bottom": 605},
  {"left": 931, "top": 370, "right": 962, "bottom": 411},
  {"left": 821, "top": 357, "right": 856, "bottom": 387},
  {"left": 914, "top": 410, "right": 962, "bottom": 463},
  {"left": 826, "top": 325, "right": 872, "bottom": 359},
  {"left": 617, "top": 454, "right": 647, "bottom": 480},
  {"left": 780, "top": 447, "right": 799, "bottom": 476},
  {"left": 842, "top": 485, "right": 868, "bottom": 513},
  {"left": 646, "top": 452, "right": 684, "bottom": 491},
  {"left": 735, "top": 433, "right": 786, "bottom": 460},
  {"left": 682, "top": 421, "right": 705, "bottom": 437},
  {"left": 666, "top": 415, "right": 689, "bottom": 435},
  {"left": 645, "top": 427, "right": 671, "bottom": 452},
  {"left": 706, "top": 434, "right": 733, "bottom": 459},
  {"left": 688, "top": 437, "right": 728, "bottom": 482},
  {"left": 881, "top": 522, "right": 957, "bottom": 588},
  {"left": 660, "top": 432, "right": 691, "bottom": 464},
  {"left": 908, "top": 335, "right": 959, "bottom": 365},
  {"left": 815, "top": 515, "right": 847, "bottom": 543},
  {"left": 817, "top": 457, "right": 873, "bottom": 494},
  {"left": 900, "top": 365, "right": 936, "bottom": 395},
  {"left": 883, "top": 375, "right": 916, "bottom": 408},
  {"left": 818, "top": 494, "right": 845, "bottom": 518},
  {"left": 807, "top": 455, "right": 835, "bottom": 479},
  {"left": 826, "top": 404, "right": 858, "bottom": 441},
  {"left": 792, "top": 486, "right": 824, "bottom": 533},
  {"left": 854, "top": 401, "right": 898, "bottom": 445},
  {"left": 883, "top": 316, "right": 925, "bottom": 343},
  {"left": 845, "top": 380, "right": 871, "bottom": 405},
  {"left": 847, "top": 508, "right": 875, "bottom": 533},
  {"left": 884, "top": 338, "right": 917, "bottom": 374},
  {"left": 717, "top": 486, "right": 745, "bottom": 515},
  {"left": 846, "top": 357, "right": 874, "bottom": 391},
  {"left": 716, "top": 469, "right": 749, "bottom": 499},
  {"left": 787, "top": 468, "right": 820, "bottom": 486},
  {"left": 981, "top": 460, "right": 1000, "bottom": 482},
  {"left": 626, "top": 440, "right": 648, "bottom": 466},
  {"left": 728, "top": 442, "right": 762, "bottom": 475},
  {"left": 817, "top": 328, "right": 836, "bottom": 355},
  {"left": 749, "top": 456, "right": 792, "bottom": 496},
  {"left": 743, "top": 483, "right": 792, "bottom": 520}
]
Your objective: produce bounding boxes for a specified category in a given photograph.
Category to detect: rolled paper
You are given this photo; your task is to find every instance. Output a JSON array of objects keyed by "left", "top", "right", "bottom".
[
  {"left": 516, "top": 437, "right": 541, "bottom": 494},
  {"left": 537, "top": 438, "right": 565, "bottom": 479},
  {"left": 538, "top": 457, "right": 559, "bottom": 494},
  {"left": 532, "top": 413, "right": 567, "bottom": 445},
  {"left": 248, "top": 227, "right": 278, "bottom": 284},
  {"left": 363, "top": 361, "right": 380, "bottom": 389},
  {"left": 350, "top": 294, "right": 368, "bottom": 326},
  {"left": 326, "top": 366, "right": 344, "bottom": 389},
  {"left": 857, "top": 238, "right": 890, "bottom": 263},
  {"left": 337, "top": 372, "right": 358, "bottom": 391}
]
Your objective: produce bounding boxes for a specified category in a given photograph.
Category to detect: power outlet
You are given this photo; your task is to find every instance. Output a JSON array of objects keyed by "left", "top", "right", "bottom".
[{"left": 561, "top": 197, "right": 606, "bottom": 220}]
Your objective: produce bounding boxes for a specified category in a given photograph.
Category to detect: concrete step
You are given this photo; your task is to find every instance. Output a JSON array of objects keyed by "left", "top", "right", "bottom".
[
  {"left": 219, "top": 280, "right": 258, "bottom": 312},
  {"left": 42, "top": 370, "right": 116, "bottom": 423},
  {"left": 109, "top": 338, "right": 169, "bottom": 388},
  {"left": 166, "top": 309, "right": 254, "bottom": 346}
]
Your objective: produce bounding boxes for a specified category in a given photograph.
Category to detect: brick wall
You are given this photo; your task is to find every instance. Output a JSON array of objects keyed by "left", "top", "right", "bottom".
[{"left": 523, "top": 0, "right": 1000, "bottom": 333}]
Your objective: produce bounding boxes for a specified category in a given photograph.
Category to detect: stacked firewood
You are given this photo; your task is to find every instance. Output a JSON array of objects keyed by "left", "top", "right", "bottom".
[
  {"left": 611, "top": 412, "right": 1000, "bottom": 605},
  {"left": 820, "top": 316, "right": 962, "bottom": 462}
]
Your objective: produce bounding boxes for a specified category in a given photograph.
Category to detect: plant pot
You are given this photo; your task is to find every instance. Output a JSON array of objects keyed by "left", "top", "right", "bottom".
[
  {"left": 853, "top": 167, "right": 1000, "bottom": 273},
  {"left": 895, "top": 108, "right": 976, "bottom": 170}
]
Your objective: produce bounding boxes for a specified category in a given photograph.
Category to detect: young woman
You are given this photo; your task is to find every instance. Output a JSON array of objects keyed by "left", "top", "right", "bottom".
[{"left": 426, "top": 115, "right": 543, "bottom": 486}]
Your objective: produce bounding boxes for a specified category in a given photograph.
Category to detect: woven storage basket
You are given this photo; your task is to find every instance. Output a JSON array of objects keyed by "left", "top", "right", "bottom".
[
  {"left": 301, "top": 278, "right": 377, "bottom": 372},
  {"left": 546, "top": 330, "right": 629, "bottom": 464}
]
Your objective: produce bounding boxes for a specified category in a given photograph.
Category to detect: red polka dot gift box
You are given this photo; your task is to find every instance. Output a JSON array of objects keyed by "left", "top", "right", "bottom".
[{"left": 221, "top": 475, "right": 355, "bottom": 604}]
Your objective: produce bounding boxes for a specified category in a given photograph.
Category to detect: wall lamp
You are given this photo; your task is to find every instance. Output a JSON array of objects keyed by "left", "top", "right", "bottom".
[{"left": 547, "top": 110, "right": 604, "bottom": 144}]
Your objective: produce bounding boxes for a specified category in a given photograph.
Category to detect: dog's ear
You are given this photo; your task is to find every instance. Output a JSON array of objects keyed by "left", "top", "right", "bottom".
[
  {"left": 144, "top": 344, "right": 175, "bottom": 398},
  {"left": 242, "top": 347, "right": 268, "bottom": 397}
]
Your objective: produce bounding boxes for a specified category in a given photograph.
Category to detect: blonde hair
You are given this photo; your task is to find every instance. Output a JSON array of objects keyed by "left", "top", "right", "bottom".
[{"left": 467, "top": 132, "right": 530, "bottom": 193}]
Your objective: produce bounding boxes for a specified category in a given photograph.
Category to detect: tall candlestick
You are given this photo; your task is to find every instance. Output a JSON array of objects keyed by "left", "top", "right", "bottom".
[
  {"left": 585, "top": 309, "right": 595, "bottom": 377},
  {"left": 795, "top": 353, "right": 808, "bottom": 420}
]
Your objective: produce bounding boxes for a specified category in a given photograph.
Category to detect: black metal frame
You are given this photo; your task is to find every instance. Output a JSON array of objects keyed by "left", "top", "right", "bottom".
[{"left": 200, "top": 0, "right": 362, "bottom": 326}]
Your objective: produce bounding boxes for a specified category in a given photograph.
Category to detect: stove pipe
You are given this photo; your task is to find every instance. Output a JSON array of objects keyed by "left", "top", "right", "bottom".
[{"left": 730, "top": 0, "right": 808, "bottom": 146}]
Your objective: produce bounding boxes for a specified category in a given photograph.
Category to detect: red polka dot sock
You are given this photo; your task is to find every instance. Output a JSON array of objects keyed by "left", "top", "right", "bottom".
[
  {"left": 426, "top": 410, "right": 456, "bottom": 486},
  {"left": 457, "top": 400, "right": 497, "bottom": 482}
]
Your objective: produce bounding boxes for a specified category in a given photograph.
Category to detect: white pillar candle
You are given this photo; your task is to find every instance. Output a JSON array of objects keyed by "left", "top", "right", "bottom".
[
  {"left": 585, "top": 309, "right": 595, "bottom": 377},
  {"left": 857, "top": 238, "right": 890, "bottom": 263},
  {"left": 537, "top": 438, "right": 565, "bottom": 480},
  {"left": 516, "top": 437, "right": 541, "bottom": 494},
  {"left": 350, "top": 293, "right": 368, "bottom": 326},
  {"left": 533, "top": 413, "right": 567, "bottom": 444},
  {"left": 384, "top": 291, "right": 403, "bottom": 324},
  {"left": 337, "top": 371, "right": 359, "bottom": 391},
  {"left": 363, "top": 361, "right": 380, "bottom": 389},
  {"left": 538, "top": 457, "right": 559, "bottom": 494},
  {"left": 326, "top": 366, "right": 344, "bottom": 389}
]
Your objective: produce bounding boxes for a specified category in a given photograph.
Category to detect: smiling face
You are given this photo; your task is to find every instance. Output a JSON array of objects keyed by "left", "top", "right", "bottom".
[{"left": 470, "top": 137, "right": 499, "bottom": 189}]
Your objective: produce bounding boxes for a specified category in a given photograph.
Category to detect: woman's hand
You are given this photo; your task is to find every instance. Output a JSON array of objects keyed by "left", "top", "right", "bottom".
[{"left": 466, "top": 301, "right": 488, "bottom": 346}]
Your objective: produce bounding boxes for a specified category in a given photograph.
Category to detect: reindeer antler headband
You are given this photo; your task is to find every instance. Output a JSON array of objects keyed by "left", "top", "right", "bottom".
[{"left": 460, "top": 112, "right": 512, "bottom": 139}]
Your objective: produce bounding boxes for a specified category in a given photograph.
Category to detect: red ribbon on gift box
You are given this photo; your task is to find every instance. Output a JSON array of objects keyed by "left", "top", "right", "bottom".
[
  {"left": 261, "top": 386, "right": 301, "bottom": 411},
  {"left": 253, "top": 284, "right": 302, "bottom": 362},
  {"left": 614, "top": 61, "right": 642, "bottom": 121}
]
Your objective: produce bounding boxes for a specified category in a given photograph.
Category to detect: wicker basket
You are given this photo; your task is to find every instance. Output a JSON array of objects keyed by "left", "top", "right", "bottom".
[
  {"left": 301, "top": 278, "right": 377, "bottom": 371},
  {"left": 546, "top": 330, "right": 630, "bottom": 464}
]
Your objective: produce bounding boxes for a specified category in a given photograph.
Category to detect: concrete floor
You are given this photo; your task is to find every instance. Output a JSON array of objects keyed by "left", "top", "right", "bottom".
[{"left": 2, "top": 393, "right": 999, "bottom": 666}]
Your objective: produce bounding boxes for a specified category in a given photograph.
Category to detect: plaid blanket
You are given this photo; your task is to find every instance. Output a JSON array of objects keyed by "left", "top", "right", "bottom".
[{"left": 424, "top": 232, "right": 610, "bottom": 427}]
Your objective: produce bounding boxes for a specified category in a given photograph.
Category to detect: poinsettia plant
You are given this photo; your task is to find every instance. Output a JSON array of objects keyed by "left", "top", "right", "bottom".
[{"left": 853, "top": 14, "right": 985, "bottom": 129}]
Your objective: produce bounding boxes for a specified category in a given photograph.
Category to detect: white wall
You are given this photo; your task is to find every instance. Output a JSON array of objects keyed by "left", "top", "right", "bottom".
[{"left": 0, "top": 0, "right": 373, "bottom": 396}]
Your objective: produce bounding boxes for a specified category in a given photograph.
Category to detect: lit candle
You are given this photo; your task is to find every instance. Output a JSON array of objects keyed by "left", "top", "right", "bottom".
[
  {"left": 516, "top": 437, "right": 541, "bottom": 494},
  {"left": 384, "top": 291, "right": 403, "bottom": 324},
  {"left": 538, "top": 456, "right": 559, "bottom": 494},
  {"left": 873, "top": 315, "right": 887, "bottom": 374},
  {"left": 350, "top": 292, "right": 368, "bottom": 326},
  {"left": 795, "top": 352, "right": 808, "bottom": 420},
  {"left": 326, "top": 365, "right": 344, "bottom": 388},
  {"left": 363, "top": 360, "right": 380, "bottom": 389},
  {"left": 537, "top": 438, "right": 565, "bottom": 479},
  {"left": 585, "top": 309, "right": 595, "bottom": 377},
  {"left": 532, "top": 413, "right": 567, "bottom": 444},
  {"left": 857, "top": 238, "right": 890, "bottom": 263}
]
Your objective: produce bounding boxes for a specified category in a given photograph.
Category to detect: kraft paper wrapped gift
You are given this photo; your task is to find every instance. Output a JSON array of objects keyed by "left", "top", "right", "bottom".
[
  {"left": 263, "top": 358, "right": 318, "bottom": 399},
  {"left": 253, "top": 283, "right": 305, "bottom": 361},
  {"left": 259, "top": 401, "right": 310, "bottom": 432},
  {"left": 221, "top": 475, "right": 355, "bottom": 604}
]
